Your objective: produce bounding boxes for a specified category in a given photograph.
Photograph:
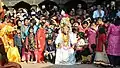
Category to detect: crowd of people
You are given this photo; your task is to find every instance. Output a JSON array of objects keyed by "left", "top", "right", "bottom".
[{"left": 0, "top": 0, "right": 120, "bottom": 68}]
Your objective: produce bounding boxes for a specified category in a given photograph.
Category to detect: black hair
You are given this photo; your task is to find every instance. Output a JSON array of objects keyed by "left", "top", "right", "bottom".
[
  {"left": 114, "top": 16, "right": 120, "bottom": 26},
  {"left": 82, "top": 21, "right": 88, "bottom": 25},
  {"left": 98, "top": 27, "right": 106, "bottom": 34},
  {"left": 16, "top": 20, "right": 22, "bottom": 26},
  {"left": 24, "top": 18, "right": 29, "bottom": 22},
  {"left": 30, "top": 19, "right": 36, "bottom": 26}
]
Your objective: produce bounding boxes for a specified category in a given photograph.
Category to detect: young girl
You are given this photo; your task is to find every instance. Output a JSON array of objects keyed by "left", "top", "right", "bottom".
[
  {"left": 94, "top": 27, "right": 110, "bottom": 66},
  {"left": 25, "top": 27, "right": 37, "bottom": 63}
]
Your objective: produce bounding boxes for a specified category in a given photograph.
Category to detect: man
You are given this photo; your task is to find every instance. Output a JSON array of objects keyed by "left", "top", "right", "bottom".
[{"left": 93, "top": 5, "right": 105, "bottom": 19}]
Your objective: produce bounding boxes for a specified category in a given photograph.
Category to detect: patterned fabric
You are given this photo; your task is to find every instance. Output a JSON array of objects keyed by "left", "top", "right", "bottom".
[
  {"left": 28, "top": 33, "right": 36, "bottom": 51},
  {"left": 107, "top": 24, "right": 120, "bottom": 56}
]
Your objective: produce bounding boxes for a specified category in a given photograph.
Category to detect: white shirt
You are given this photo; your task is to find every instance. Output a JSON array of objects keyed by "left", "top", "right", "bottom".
[{"left": 93, "top": 10, "right": 105, "bottom": 19}]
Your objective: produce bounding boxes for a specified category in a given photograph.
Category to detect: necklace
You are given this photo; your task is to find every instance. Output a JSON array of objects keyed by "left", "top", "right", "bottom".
[{"left": 62, "top": 33, "right": 69, "bottom": 47}]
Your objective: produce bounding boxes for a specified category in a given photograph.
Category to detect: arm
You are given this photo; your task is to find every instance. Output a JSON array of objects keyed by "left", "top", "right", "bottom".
[{"left": 93, "top": 11, "right": 96, "bottom": 19}]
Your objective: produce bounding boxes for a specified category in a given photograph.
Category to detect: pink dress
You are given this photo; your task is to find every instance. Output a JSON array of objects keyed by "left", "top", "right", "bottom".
[
  {"left": 87, "top": 28, "right": 97, "bottom": 46},
  {"left": 107, "top": 24, "right": 120, "bottom": 56},
  {"left": 87, "top": 28, "right": 97, "bottom": 52}
]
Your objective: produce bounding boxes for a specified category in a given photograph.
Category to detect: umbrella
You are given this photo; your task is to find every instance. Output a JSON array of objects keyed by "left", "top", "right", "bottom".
[
  {"left": 13, "top": 1, "right": 32, "bottom": 10},
  {"left": 64, "top": 0, "right": 87, "bottom": 12},
  {"left": 38, "top": 0, "right": 59, "bottom": 11}
]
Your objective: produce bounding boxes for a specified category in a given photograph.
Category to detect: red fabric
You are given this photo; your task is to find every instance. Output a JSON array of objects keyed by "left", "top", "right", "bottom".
[
  {"left": 36, "top": 28, "right": 46, "bottom": 62},
  {"left": 96, "top": 34, "right": 106, "bottom": 52},
  {"left": 0, "top": 8, "right": 4, "bottom": 19}
]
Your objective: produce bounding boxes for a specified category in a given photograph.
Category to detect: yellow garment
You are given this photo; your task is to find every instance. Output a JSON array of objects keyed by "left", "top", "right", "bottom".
[
  {"left": 62, "top": 33, "right": 69, "bottom": 46},
  {"left": 0, "top": 24, "right": 20, "bottom": 63},
  {"left": 7, "top": 47, "right": 21, "bottom": 63}
]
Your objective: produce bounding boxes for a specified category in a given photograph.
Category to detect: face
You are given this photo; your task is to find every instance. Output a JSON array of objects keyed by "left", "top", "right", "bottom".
[
  {"left": 111, "top": 1, "right": 115, "bottom": 6},
  {"left": 77, "top": 19, "right": 81, "bottom": 23},
  {"left": 83, "top": 10, "right": 87, "bottom": 14},
  {"left": 17, "top": 30, "right": 21, "bottom": 35},
  {"left": 97, "top": 5, "right": 101, "bottom": 10},
  {"left": 24, "top": 19, "right": 29, "bottom": 25},
  {"left": 18, "top": 21, "right": 22, "bottom": 26},
  {"left": 29, "top": 28, "right": 33, "bottom": 33},
  {"left": 48, "top": 40, "right": 52, "bottom": 45},
  {"left": 82, "top": 23, "right": 88, "bottom": 28},
  {"left": 70, "top": 19, "right": 75, "bottom": 24},
  {"left": 77, "top": 4, "right": 82, "bottom": 9},
  {"left": 63, "top": 26, "right": 69, "bottom": 34}
]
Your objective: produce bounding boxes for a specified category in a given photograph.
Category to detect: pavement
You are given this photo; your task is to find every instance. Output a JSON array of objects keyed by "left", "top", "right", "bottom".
[
  {"left": 20, "top": 62, "right": 120, "bottom": 68},
  {"left": 20, "top": 62, "right": 112, "bottom": 68}
]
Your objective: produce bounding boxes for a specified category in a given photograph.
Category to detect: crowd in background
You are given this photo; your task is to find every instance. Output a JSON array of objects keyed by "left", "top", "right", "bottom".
[{"left": 0, "top": 0, "right": 120, "bottom": 68}]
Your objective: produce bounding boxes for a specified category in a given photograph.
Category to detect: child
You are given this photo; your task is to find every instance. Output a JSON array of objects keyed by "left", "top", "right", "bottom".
[
  {"left": 75, "top": 32, "right": 86, "bottom": 64},
  {"left": 14, "top": 29, "right": 22, "bottom": 59},
  {"left": 44, "top": 37, "right": 56, "bottom": 64},
  {"left": 25, "top": 27, "right": 37, "bottom": 63},
  {"left": 94, "top": 27, "right": 110, "bottom": 66}
]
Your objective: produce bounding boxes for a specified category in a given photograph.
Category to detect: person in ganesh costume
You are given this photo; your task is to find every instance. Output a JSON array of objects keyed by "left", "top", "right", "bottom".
[
  {"left": 0, "top": 20, "right": 21, "bottom": 63},
  {"left": 0, "top": 38, "right": 22, "bottom": 68},
  {"left": 55, "top": 11, "right": 76, "bottom": 65}
]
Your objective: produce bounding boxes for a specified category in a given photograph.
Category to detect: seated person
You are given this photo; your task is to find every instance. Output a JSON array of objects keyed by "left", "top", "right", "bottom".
[
  {"left": 44, "top": 37, "right": 56, "bottom": 64},
  {"left": 0, "top": 38, "right": 22, "bottom": 68},
  {"left": 81, "top": 44, "right": 96, "bottom": 64},
  {"left": 75, "top": 32, "right": 86, "bottom": 63}
]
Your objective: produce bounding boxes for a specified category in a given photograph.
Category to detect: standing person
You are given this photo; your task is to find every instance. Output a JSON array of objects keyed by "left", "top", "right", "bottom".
[
  {"left": 94, "top": 27, "right": 110, "bottom": 66},
  {"left": 93, "top": 5, "right": 105, "bottom": 19},
  {"left": 107, "top": 17, "right": 120, "bottom": 67},
  {"left": 87, "top": 22, "right": 97, "bottom": 53},
  {"left": 86, "top": 22, "right": 97, "bottom": 63},
  {"left": 21, "top": 18, "right": 30, "bottom": 62},
  {"left": 36, "top": 23, "right": 46, "bottom": 63},
  {"left": 14, "top": 29, "right": 22, "bottom": 59},
  {"left": 25, "top": 27, "right": 37, "bottom": 63}
]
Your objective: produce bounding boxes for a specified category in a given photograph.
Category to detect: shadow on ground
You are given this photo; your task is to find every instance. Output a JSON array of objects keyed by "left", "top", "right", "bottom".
[{"left": 42, "top": 64, "right": 99, "bottom": 68}]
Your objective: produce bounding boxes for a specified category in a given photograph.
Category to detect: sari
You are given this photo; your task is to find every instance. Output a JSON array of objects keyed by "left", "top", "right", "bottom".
[{"left": 36, "top": 27, "right": 46, "bottom": 63}]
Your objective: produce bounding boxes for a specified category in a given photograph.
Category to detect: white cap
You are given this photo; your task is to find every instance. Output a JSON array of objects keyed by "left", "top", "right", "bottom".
[
  {"left": 42, "top": 5, "right": 46, "bottom": 9},
  {"left": 31, "top": 12, "right": 36, "bottom": 15},
  {"left": 61, "top": 10, "right": 65, "bottom": 16}
]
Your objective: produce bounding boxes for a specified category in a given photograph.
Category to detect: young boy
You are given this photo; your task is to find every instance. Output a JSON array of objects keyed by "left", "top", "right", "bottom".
[
  {"left": 44, "top": 37, "right": 56, "bottom": 64},
  {"left": 14, "top": 29, "right": 22, "bottom": 58}
]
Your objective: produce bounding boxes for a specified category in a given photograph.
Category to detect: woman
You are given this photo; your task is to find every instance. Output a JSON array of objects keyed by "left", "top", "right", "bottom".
[
  {"left": 36, "top": 23, "right": 46, "bottom": 63},
  {"left": 87, "top": 22, "right": 97, "bottom": 53},
  {"left": 107, "top": 17, "right": 120, "bottom": 67}
]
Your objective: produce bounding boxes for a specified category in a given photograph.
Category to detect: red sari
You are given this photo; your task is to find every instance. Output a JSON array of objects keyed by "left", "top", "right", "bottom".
[{"left": 36, "top": 27, "right": 46, "bottom": 63}]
